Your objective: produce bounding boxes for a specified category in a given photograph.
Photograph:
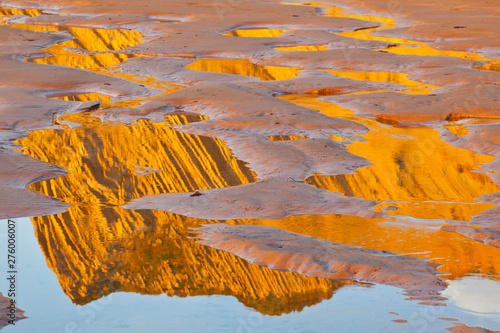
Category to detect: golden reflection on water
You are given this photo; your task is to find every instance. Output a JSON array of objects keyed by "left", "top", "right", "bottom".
[
  {"left": 306, "top": 125, "right": 499, "bottom": 221},
  {"left": 51, "top": 86, "right": 180, "bottom": 111},
  {"left": 186, "top": 58, "right": 301, "bottom": 81},
  {"left": 445, "top": 124, "right": 469, "bottom": 137},
  {"left": 274, "top": 45, "right": 329, "bottom": 51},
  {"left": 223, "top": 28, "right": 288, "bottom": 37},
  {"left": 17, "top": 116, "right": 352, "bottom": 313},
  {"left": 284, "top": 2, "right": 498, "bottom": 66},
  {"left": 267, "top": 134, "right": 308, "bottom": 141},
  {"left": 6, "top": 22, "right": 143, "bottom": 51},
  {"left": 329, "top": 70, "right": 438, "bottom": 95},
  {"left": 477, "top": 63, "right": 500, "bottom": 72},
  {"left": 0, "top": 7, "right": 44, "bottom": 17},
  {"left": 52, "top": 92, "right": 114, "bottom": 109},
  {"left": 9, "top": 23, "right": 144, "bottom": 70},
  {"left": 281, "top": 94, "right": 500, "bottom": 221},
  {"left": 8, "top": 17, "right": 183, "bottom": 109},
  {"left": 221, "top": 26, "right": 328, "bottom": 52},
  {"left": 327, "top": 8, "right": 494, "bottom": 62},
  {"left": 5, "top": 2, "right": 500, "bottom": 316},
  {"left": 31, "top": 208, "right": 348, "bottom": 312},
  {"left": 18, "top": 116, "right": 257, "bottom": 205},
  {"left": 278, "top": 94, "right": 356, "bottom": 119}
]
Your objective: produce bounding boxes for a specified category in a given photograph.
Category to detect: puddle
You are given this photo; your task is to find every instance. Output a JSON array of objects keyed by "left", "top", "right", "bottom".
[
  {"left": 477, "top": 63, "right": 500, "bottom": 72},
  {"left": 445, "top": 123, "right": 469, "bottom": 137},
  {"left": 232, "top": 213, "right": 500, "bottom": 280},
  {"left": 284, "top": 2, "right": 500, "bottom": 68},
  {"left": 307, "top": 125, "right": 499, "bottom": 221},
  {"left": 267, "top": 134, "right": 308, "bottom": 141},
  {"left": 305, "top": 123, "right": 499, "bottom": 221},
  {"left": 17, "top": 116, "right": 257, "bottom": 205},
  {"left": 11, "top": 23, "right": 143, "bottom": 70},
  {"left": 0, "top": 7, "right": 46, "bottom": 17},
  {"left": 27, "top": 209, "right": 344, "bottom": 311},
  {"left": 222, "top": 26, "right": 333, "bottom": 52},
  {"left": 329, "top": 70, "right": 438, "bottom": 95},
  {"left": 274, "top": 45, "right": 329, "bottom": 51},
  {"left": 3, "top": 217, "right": 500, "bottom": 332},
  {"left": 1, "top": 2, "right": 500, "bottom": 332},
  {"left": 279, "top": 94, "right": 500, "bottom": 221},
  {"left": 5, "top": 14, "right": 183, "bottom": 112},
  {"left": 223, "top": 28, "right": 288, "bottom": 37},
  {"left": 186, "top": 58, "right": 301, "bottom": 81}
]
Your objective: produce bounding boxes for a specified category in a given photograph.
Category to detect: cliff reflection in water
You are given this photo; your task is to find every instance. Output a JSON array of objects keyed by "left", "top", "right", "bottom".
[
  {"left": 186, "top": 58, "right": 301, "bottom": 81},
  {"left": 17, "top": 116, "right": 348, "bottom": 314},
  {"left": 279, "top": 95, "right": 500, "bottom": 222},
  {"left": 305, "top": 125, "right": 499, "bottom": 222},
  {"left": 31, "top": 208, "right": 347, "bottom": 314},
  {"left": 8, "top": 21, "right": 143, "bottom": 70},
  {"left": 4, "top": 10, "right": 351, "bottom": 315}
]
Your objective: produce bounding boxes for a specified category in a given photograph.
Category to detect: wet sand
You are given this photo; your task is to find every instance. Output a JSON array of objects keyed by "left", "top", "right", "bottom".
[
  {"left": 0, "top": 0, "right": 499, "bottom": 331},
  {"left": 0, "top": 293, "right": 24, "bottom": 328},
  {"left": 447, "top": 323, "right": 500, "bottom": 333},
  {"left": 195, "top": 224, "right": 447, "bottom": 298}
]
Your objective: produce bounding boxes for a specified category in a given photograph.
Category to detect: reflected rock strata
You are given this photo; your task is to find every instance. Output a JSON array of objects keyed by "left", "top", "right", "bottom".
[
  {"left": 440, "top": 124, "right": 500, "bottom": 248},
  {"left": 306, "top": 126, "right": 500, "bottom": 222},
  {"left": 18, "top": 116, "right": 257, "bottom": 206},
  {"left": 1, "top": 0, "right": 500, "bottom": 325},
  {"left": 32, "top": 209, "right": 348, "bottom": 314},
  {"left": 18, "top": 116, "right": 349, "bottom": 314}
]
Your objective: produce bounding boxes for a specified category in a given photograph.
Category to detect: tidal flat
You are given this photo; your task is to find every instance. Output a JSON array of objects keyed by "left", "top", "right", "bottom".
[{"left": 0, "top": 0, "right": 499, "bottom": 332}]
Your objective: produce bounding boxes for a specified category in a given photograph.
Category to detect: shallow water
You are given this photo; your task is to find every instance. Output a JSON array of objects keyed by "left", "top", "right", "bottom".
[
  {"left": 1, "top": 1, "right": 500, "bottom": 332},
  {"left": 1, "top": 217, "right": 500, "bottom": 332}
]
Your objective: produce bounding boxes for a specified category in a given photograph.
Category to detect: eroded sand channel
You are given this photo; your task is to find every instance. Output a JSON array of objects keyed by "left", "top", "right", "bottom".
[{"left": 0, "top": 0, "right": 499, "bottom": 331}]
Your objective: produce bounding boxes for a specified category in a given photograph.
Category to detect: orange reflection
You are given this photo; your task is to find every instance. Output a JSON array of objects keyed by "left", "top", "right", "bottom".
[
  {"left": 0, "top": 7, "right": 44, "bottom": 17},
  {"left": 274, "top": 45, "right": 329, "bottom": 51},
  {"left": 5, "top": 18, "right": 183, "bottom": 110},
  {"left": 52, "top": 92, "right": 114, "bottom": 109},
  {"left": 186, "top": 58, "right": 301, "bottom": 81},
  {"left": 284, "top": 2, "right": 499, "bottom": 65},
  {"left": 31, "top": 208, "right": 348, "bottom": 313},
  {"left": 18, "top": 114, "right": 352, "bottom": 314},
  {"left": 280, "top": 94, "right": 500, "bottom": 222},
  {"left": 329, "top": 70, "right": 438, "bottom": 95},
  {"left": 223, "top": 28, "right": 288, "bottom": 37},
  {"left": 306, "top": 125, "right": 499, "bottom": 221},
  {"left": 476, "top": 63, "right": 500, "bottom": 72},
  {"left": 12, "top": 24, "right": 144, "bottom": 70},
  {"left": 445, "top": 124, "right": 469, "bottom": 137},
  {"left": 231, "top": 214, "right": 500, "bottom": 279},
  {"left": 18, "top": 116, "right": 257, "bottom": 205},
  {"left": 278, "top": 94, "right": 356, "bottom": 119},
  {"left": 267, "top": 135, "right": 308, "bottom": 141}
]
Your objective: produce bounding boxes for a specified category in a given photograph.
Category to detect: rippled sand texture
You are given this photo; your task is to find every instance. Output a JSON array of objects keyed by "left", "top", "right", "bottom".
[{"left": 0, "top": 0, "right": 499, "bottom": 330}]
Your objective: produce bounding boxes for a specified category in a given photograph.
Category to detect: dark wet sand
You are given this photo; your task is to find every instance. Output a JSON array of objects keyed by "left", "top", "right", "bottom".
[{"left": 0, "top": 293, "right": 25, "bottom": 328}]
